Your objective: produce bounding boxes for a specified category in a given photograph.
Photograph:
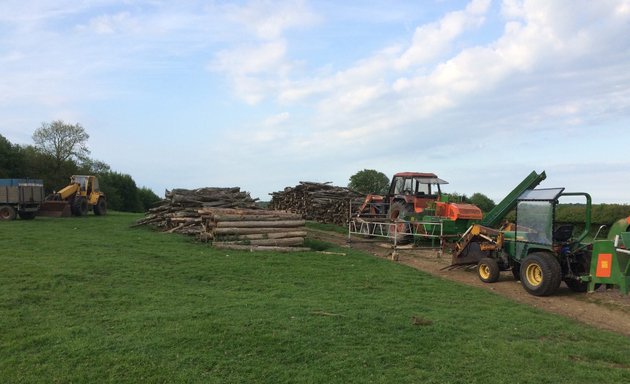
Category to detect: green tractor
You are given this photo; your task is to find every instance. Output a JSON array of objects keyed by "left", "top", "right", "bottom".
[{"left": 451, "top": 187, "right": 630, "bottom": 296}]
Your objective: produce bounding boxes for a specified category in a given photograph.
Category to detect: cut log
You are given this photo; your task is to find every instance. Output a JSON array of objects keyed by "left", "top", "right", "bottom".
[
  {"left": 215, "top": 220, "right": 306, "bottom": 228},
  {"left": 216, "top": 237, "right": 304, "bottom": 247},
  {"left": 213, "top": 227, "right": 304, "bottom": 235},
  {"left": 213, "top": 244, "right": 310, "bottom": 252},
  {"left": 214, "top": 231, "right": 307, "bottom": 241}
]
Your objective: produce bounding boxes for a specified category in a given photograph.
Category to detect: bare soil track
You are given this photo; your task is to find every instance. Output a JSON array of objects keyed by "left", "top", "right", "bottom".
[{"left": 308, "top": 228, "right": 630, "bottom": 337}]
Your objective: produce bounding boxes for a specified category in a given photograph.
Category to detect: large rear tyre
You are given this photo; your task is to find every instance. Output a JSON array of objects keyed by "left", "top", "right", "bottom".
[
  {"left": 93, "top": 197, "right": 107, "bottom": 216},
  {"left": 520, "top": 252, "right": 562, "bottom": 296},
  {"left": 72, "top": 197, "right": 88, "bottom": 216},
  {"left": 477, "top": 257, "right": 500, "bottom": 283},
  {"left": 388, "top": 201, "right": 413, "bottom": 244},
  {"left": 0, "top": 205, "right": 17, "bottom": 220}
]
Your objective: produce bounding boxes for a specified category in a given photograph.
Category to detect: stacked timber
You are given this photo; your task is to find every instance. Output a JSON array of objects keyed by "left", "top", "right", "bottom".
[
  {"left": 134, "top": 187, "right": 259, "bottom": 234},
  {"left": 202, "top": 208, "right": 308, "bottom": 252},
  {"left": 268, "top": 182, "right": 363, "bottom": 226}
]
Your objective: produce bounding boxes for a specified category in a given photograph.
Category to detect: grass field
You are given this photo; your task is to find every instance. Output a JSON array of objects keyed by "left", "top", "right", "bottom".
[{"left": 1, "top": 212, "right": 629, "bottom": 383}]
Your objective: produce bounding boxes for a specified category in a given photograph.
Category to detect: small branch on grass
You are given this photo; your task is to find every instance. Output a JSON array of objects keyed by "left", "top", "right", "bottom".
[{"left": 310, "top": 310, "right": 345, "bottom": 317}]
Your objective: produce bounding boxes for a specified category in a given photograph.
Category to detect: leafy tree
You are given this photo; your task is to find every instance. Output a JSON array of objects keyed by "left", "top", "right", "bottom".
[
  {"left": 32, "top": 120, "right": 90, "bottom": 174},
  {"left": 138, "top": 187, "right": 161, "bottom": 211},
  {"left": 99, "top": 171, "right": 143, "bottom": 212},
  {"left": 469, "top": 192, "right": 496, "bottom": 213},
  {"left": 79, "top": 158, "right": 112, "bottom": 175},
  {"left": 0, "top": 134, "right": 24, "bottom": 178},
  {"left": 348, "top": 169, "right": 390, "bottom": 195}
]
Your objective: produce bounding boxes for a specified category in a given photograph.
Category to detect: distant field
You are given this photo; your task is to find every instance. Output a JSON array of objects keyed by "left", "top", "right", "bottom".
[{"left": 1, "top": 213, "right": 629, "bottom": 383}]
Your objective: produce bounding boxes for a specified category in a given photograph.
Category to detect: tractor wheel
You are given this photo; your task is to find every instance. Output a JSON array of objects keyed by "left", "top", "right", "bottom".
[
  {"left": 477, "top": 257, "right": 500, "bottom": 283},
  {"left": 93, "top": 197, "right": 107, "bottom": 216},
  {"left": 564, "top": 278, "right": 588, "bottom": 293},
  {"left": 564, "top": 253, "right": 590, "bottom": 292},
  {"left": 511, "top": 263, "right": 521, "bottom": 281},
  {"left": 0, "top": 205, "right": 17, "bottom": 220},
  {"left": 520, "top": 252, "right": 562, "bottom": 296},
  {"left": 18, "top": 211, "right": 37, "bottom": 220},
  {"left": 72, "top": 197, "right": 88, "bottom": 216},
  {"left": 388, "top": 201, "right": 412, "bottom": 244}
]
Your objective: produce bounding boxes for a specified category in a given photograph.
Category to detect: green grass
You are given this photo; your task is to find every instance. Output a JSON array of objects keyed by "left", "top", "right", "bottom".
[
  {"left": 1, "top": 212, "right": 629, "bottom": 383},
  {"left": 306, "top": 220, "right": 348, "bottom": 235}
]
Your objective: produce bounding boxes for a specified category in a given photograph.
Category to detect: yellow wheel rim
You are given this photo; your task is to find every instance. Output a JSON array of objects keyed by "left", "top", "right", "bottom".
[
  {"left": 479, "top": 264, "right": 490, "bottom": 280},
  {"left": 525, "top": 263, "right": 543, "bottom": 286}
]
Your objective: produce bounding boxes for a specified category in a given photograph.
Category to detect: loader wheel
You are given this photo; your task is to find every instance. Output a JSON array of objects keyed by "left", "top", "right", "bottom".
[
  {"left": 93, "top": 198, "right": 107, "bottom": 216},
  {"left": 73, "top": 197, "right": 88, "bottom": 216},
  {"left": 477, "top": 258, "right": 500, "bottom": 283},
  {"left": 0, "top": 205, "right": 17, "bottom": 220},
  {"left": 520, "top": 252, "right": 561, "bottom": 296}
]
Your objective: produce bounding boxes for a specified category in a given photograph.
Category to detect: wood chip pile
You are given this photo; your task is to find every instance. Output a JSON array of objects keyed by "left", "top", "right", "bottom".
[
  {"left": 135, "top": 187, "right": 309, "bottom": 252},
  {"left": 268, "top": 181, "right": 364, "bottom": 226}
]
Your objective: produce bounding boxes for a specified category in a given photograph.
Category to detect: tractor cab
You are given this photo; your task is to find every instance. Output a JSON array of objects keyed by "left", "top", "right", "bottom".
[
  {"left": 388, "top": 172, "right": 447, "bottom": 214},
  {"left": 505, "top": 188, "right": 591, "bottom": 262}
]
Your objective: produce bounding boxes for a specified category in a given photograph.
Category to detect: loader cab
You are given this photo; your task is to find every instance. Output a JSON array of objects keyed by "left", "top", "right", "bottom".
[
  {"left": 71, "top": 175, "right": 100, "bottom": 194},
  {"left": 388, "top": 172, "right": 447, "bottom": 213}
]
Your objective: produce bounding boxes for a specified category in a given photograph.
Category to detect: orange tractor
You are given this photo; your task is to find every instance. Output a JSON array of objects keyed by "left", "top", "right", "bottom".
[{"left": 354, "top": 172, "right": 482, "bottom": 242}]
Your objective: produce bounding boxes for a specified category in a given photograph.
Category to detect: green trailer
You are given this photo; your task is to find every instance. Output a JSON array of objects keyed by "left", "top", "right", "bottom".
[{"left": 0, "top": 178, "right": 45, "bottom": 220}]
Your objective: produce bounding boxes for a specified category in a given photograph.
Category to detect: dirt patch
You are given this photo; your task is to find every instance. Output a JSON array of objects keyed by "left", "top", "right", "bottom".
[{"left": 308, "top": 228, "right": 630, "bottom": 337}]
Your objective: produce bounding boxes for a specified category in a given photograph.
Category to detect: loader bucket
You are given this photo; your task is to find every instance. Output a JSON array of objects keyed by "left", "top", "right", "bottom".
[
  {"left": 38, "top": 201, "right": 72, "bottom": 217},
  {"left": 447, "top": 242, "right": 489, "bottom": 269},
  {"left": 444, "top": 224, "right": 501, "bottom": 270}
]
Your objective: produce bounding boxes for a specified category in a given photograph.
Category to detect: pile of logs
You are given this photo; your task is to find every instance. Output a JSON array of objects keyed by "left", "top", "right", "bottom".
[
  {"left": 268, "top": 182, "right": 364, "bottom": 226},
  {"left": 134, "top": 187, "right": 309, "bottom": 252},
  {"left": 134, "top": 187, "right": 260, "bottom": 235},
  {"left": 203, "top": 208, "right": 308, "bottom": 252}
]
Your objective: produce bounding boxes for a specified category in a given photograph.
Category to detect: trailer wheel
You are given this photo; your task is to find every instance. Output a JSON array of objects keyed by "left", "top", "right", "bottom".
[
  {"left": 0, "top": 205, "right": 17, "bottom": 220},
  {"left": 73, "top": 197, "right": 88, "bottom": 216},
  {"left": 93, "top": 197, "right": 107, "bottom": 216},
  {"left": 18, "top": 211, "right": 36, "bottom": 220},
  {"left": 520, "top": 252, "right": 561, "bottom": 296},
  {"left": 477, "top": 258, "right": 500, "bottom": 283}
]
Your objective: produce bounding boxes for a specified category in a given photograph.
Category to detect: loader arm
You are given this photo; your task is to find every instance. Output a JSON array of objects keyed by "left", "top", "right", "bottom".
[{"left": 56, "top": 183, "right": 80, "bottom": 200}]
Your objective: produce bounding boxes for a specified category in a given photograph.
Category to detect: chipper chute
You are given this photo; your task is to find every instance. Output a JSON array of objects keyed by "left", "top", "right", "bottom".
[{"left": 38, "top": 200, "right": 72, "bottom": 217}]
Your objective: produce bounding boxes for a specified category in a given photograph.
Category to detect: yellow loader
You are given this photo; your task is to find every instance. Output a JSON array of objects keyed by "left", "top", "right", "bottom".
[{"left": 39, "top": 175, "right": 107, "bottom": 217}]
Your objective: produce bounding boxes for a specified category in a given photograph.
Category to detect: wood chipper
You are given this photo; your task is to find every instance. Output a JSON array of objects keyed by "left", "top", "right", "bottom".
[
  {"left": 584, "top": 216, "right": 630, "bottom": 294},
  {"left": 39, "top": 175, "right": 107, "bottom": 217},
  {"left": 449, "top": 183, "right": 630, "bottom": 297},
  {"left": 353, "top": 172, "right": 482, "bottom": 243}
]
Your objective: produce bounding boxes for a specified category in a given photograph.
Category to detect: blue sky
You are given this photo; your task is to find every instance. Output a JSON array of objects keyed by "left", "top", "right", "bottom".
[{"left": 2, "top": 0, "right": 629, "bottom": 203}]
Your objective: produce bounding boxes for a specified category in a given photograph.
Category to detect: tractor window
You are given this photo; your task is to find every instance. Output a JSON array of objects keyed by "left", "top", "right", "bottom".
[
  {"left": 391, "top": 177, "right": 405, "bottom": 195},
  {"left": 516, "top": 201, "right": 553, "bottom": 246},
  {"left": 403, "top": 178, "right": 414, "bottom": 194},
  {"left": 415, "top": 179, "right": 430, "bottom": 195}
]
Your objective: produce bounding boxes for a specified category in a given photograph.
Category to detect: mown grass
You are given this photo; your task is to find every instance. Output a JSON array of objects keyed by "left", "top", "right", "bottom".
[{"left": 1, "top": 212, "right": 629, "bottom": 383}]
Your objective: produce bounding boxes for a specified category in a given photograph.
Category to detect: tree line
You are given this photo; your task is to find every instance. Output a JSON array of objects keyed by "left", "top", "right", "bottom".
[{"left": 0, "top": 121, "right": 160, "bottom": 212}]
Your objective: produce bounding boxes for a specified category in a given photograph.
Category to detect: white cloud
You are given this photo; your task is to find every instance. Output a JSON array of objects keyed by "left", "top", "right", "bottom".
[{"left": 395, "top": 0, "right": 491, "bottom": 70}]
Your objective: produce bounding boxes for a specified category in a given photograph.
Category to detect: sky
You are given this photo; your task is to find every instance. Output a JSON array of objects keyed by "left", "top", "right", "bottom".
[{"left": 1, "top": 0, "right": 629, "bottom": 204}]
